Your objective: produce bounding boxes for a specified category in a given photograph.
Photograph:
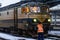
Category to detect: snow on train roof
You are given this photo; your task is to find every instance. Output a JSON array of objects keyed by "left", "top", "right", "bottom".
[
  {"left": 0, "top": 1, "right": 30, "bottom": 11},
  {"left": 0, "top": 1, "right": 42, "bottom": 11},
  {"left": 1, "top": 1, "right": 59, "bottom": 12}
]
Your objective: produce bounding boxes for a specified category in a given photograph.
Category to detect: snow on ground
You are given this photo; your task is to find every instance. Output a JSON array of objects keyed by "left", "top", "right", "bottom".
[
  {"left": 0, "top": 32, "right": 35, "bottom": 40},
  {"left": 0, "top": 32, "right": 59, "bottom": 40},
  {"left": 48, "top": 30, "right": 60, "bottom": 36}
]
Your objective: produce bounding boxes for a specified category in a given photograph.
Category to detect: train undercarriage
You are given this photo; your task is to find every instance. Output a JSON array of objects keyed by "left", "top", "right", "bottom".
[{"left": 0, "top": 19, "right": 51, "bottom": 38}]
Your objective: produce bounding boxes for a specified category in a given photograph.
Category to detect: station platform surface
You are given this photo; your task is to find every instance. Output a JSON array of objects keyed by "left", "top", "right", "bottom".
[
  {"left": 0, "top": 32, "right": 60, "bottom": 40},
  {"left": 48, "top": 30, "right": 60, "bottom": 36}
]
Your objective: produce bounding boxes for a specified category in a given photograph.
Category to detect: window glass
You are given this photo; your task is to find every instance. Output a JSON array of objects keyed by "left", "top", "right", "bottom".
[
  {"left": 7, "top": 12, "right": 9, "bottom": 15},
  {"left": 0, "top": 13, "right": 1, "bottom": 16}
]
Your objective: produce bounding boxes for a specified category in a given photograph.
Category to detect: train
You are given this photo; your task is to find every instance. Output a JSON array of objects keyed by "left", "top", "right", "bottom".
[{"left": 0, "top": 1, "right": 51, "bottom": 38}]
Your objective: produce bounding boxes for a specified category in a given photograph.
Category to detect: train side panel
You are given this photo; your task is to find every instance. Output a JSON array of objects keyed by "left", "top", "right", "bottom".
[{"left": 0, "top": 8, "right": 14, "bottom": 27}]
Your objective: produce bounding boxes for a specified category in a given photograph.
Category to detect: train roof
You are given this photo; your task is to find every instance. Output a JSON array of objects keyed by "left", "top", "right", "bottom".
[
  {"left": 0, "top": 1, "right": 45, "bottom": 11},
  {"left": 0, "top": 1, "right": 31, "bottom": 11}
]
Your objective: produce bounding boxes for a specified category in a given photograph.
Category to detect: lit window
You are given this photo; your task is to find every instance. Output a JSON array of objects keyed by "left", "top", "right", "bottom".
[
  {"left": 21, "top": 7, "right": 30, "bottom": 13},
  {"left": 30, "top": 6, "right": 40, "bottom": 13}
]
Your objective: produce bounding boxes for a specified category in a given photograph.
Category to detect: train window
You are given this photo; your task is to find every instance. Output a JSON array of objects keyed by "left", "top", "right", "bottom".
[
  {"left": 21, "top": 7, "right": 30, "bottom": 13},
  {"left": 7, "top": 12, "right": 9, "bottom": 15},
  {"left": 41, "top": 6, "right": 49, "bottom": 13},
  {"left": 0, "top": 13, "right": 1, "bottom": 16},
  {"left": 30, "top": 6, "right": 40, "bottom": 13}
]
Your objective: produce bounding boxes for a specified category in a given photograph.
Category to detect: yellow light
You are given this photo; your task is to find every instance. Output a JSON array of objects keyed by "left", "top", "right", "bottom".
[
  {"left": 21, "top": 7, "right": 30, "bottom": 13},
  {"left": 31, "top": 6, "right": 38, "bottom": 13},
  {"left": 48, "top": 19, "right": 51, "bottom": 22},
  {"left": 26, "top": 7, "right": 30, "bottom": 13},
  {"left": 33, "top": 19, "right": 37, "bottom": 22}
]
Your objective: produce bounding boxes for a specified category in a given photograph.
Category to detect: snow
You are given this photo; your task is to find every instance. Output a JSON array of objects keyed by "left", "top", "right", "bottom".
[
  {"left": 0, "top": 32, "right": 54, "bottom": 40},
  {"left": 0, "top": 32, "right": 36, "bottom": 40},
  {"left": 48, "top": 31, "right": 60, "bottom": 36},
  {"left": 50, "top": 4, "right": 60, "bottom": 10}
]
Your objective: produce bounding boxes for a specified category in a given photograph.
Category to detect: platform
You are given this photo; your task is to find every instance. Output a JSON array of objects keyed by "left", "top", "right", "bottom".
[{"left": 0, "top": 32, "right": 59, "bottom": 40}]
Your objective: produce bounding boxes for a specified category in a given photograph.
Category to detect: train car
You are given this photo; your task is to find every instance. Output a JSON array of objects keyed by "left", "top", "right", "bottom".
[{"left": 0, "top": 1, "right": 51, "bottom": 37}]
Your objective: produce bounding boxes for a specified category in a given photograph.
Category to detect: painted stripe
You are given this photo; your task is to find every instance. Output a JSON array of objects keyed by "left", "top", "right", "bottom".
[{"left": 0, "top": 18, "right": 33, "bottom": 23}]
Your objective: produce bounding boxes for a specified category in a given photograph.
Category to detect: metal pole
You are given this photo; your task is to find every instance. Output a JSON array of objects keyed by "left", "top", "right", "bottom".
[
  {"left": 14, "top": 7, "right": 18, "bottom": 31},
  {"left": 55, "top": 12, "right": 56, "bottom": 27}
]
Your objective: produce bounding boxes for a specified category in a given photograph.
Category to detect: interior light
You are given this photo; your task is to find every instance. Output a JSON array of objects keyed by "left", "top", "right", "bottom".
[
  {"left": 30, "top": 7, "right": 40, "bottom": 13},
  {"left": 21, "top": 7, "right": 30, "bottom": 13}
]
